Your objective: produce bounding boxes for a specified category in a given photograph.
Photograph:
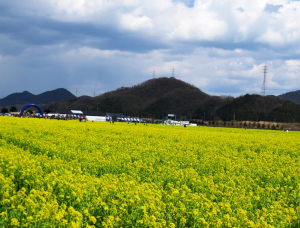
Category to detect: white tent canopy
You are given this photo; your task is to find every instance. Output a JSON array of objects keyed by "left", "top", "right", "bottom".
[
  {"left": 71, "top": 110, "right": 83, "bottom": 114},
  {"left": 86, "top": 116, "right": 106, "bottom": 121},
  {"left": 119, "top": 117, "right": 143, "bottom": 122}
]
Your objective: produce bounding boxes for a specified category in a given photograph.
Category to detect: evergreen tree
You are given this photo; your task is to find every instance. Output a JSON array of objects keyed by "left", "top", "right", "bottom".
[
  {"left": 9, "top": 106, "right": 17, "bottom": 112},
  {"left": 1, "top": 108, "right": 8, "bottom": 113}
]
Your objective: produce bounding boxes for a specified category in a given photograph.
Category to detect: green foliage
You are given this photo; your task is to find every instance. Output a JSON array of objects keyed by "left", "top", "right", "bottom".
[
  {"left": 44, "top": 109, "right": 52, "bottom": 114},
  {"left": 1, "top": 108, "right": 8, "bottom": 113},
  {"left": 9, "top": 106, "right": 17, "bottom": 112},
  {"left": 180, "top": 116, "right": 186, "bottom": 121},
  {"left": 269, "top": 101, "right": 300, "bottom": 122}
]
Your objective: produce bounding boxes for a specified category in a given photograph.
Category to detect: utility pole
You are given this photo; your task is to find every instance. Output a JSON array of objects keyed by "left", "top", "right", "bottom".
[{"left": 261, "top": 64, "right": 267, "bottom": 96}]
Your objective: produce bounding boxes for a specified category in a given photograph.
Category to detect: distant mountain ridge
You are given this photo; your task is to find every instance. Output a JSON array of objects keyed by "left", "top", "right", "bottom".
[
  {"left": 2, "top": 78, "right": 300, "bottom": 123},
  {"left": 48, "top": 77, "right": 300, "bottom": 123},
  {"left": 0, "top": 88, "right": 76, "bottom": 107},
  {"left": 278, "top": 90, "right": 300, "bottom": 104}
]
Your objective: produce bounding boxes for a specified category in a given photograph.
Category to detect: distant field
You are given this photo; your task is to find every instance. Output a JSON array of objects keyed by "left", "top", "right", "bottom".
[{"left": 0, "top": 117, "right": 300, "bottom": 227}]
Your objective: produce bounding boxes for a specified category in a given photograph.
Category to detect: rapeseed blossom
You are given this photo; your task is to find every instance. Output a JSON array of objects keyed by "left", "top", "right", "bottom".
[{"left": 0, "top": 117, "right": 300, "bottom": 227}]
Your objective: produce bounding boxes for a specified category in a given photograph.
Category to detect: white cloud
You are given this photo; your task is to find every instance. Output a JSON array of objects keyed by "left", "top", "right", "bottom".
[
  {"left": 286, "top": 59, "right": 300, "bottom": 66},
  {"left": 120, "top": 14, "right": 153, "bottom": 31},
  {"left": 2, "top": 0, "right": 300, "bottom": 45},
  {"left": 256, "top": 29, "right": 285, "bottom": 46},
  {"left": 1, "top": 0, "right": 300, "bottom": 99}
]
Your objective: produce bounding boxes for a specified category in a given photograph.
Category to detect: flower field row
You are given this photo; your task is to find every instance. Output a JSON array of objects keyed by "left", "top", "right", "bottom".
[{"left": 0, "top": 117, "right": 300, "bottom": 227}]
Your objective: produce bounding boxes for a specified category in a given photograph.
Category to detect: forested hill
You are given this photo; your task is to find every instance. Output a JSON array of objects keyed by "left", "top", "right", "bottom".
[
  {"left": 216, "top": 94, "right": 300, "bottom": 122},
  {"left": 42, "top": 77, "right": 300, "bottom": 123},
  {"left": 278, "top": 90, "right": 300, "bottom": 104},
  {"left": 52, "top": 77, "right": 233, "bottom": 118}
]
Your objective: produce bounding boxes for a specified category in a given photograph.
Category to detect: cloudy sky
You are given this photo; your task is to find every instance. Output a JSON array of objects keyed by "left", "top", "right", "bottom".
[{"left": 1, "top": 0, "right": 300, "bottom": 98}]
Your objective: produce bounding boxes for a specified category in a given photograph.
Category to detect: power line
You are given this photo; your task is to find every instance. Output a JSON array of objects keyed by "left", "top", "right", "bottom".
[{"left": 261, "top": 64, "right": 267, "bottom": 96}]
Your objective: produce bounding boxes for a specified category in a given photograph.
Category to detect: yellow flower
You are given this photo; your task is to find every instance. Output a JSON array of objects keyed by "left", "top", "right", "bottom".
[
  {"left": 0, "top": 212, "right": 7, "bottom": 217},
  {"left": 27, "top": 216, "right": 33, "bottom": 222},
  {"left": 11, "top": 218, "right": 20, "bottom": 226},
  {"left": 169, "top": 223, "right": 176, "bottom": 228},
  {"left": 89, "top": 216, "right": 97, "bottom": 224},
  {"left": 83, "top": 209, "right": 89, "bottom": 216}
]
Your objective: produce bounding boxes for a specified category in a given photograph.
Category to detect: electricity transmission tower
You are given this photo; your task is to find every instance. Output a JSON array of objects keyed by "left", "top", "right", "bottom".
[{"left": 261, "top": 64, "right": 267, "bottom": 96}]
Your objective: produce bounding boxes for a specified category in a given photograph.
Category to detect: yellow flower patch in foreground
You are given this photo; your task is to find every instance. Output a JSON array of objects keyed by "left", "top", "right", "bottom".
[{"left": 0, "top": 117, "right": 300, "bottom": 227}]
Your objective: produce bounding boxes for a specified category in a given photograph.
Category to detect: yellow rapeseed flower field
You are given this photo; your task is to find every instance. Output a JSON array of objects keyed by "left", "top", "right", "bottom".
[{"left": 0, "top": 117, "right": 300, "bottom": 227}]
